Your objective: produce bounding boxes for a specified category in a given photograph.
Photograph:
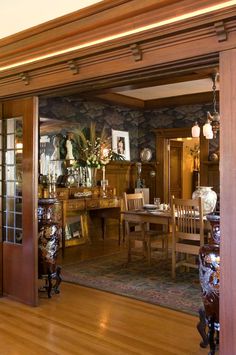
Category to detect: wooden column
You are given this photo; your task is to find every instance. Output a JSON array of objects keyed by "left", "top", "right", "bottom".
[{"left": 220, "top": 49, "right": 236, "bottom": 354}]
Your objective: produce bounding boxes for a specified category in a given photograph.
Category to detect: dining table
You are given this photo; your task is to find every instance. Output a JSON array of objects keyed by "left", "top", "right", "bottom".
[
  {"left": 122, "top": 208, "right": 211, "bottom": 237},
  {"left": 121, "top": 208, "right": 172, "bottom": 232}
]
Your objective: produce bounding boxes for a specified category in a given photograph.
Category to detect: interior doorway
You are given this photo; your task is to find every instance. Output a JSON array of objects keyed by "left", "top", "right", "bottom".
[
  {"left": 169, "top": 137, "right": 200, "bottom": 200},
  {"left": 155, "top": 127, "right": 206, "bottom": 204}
]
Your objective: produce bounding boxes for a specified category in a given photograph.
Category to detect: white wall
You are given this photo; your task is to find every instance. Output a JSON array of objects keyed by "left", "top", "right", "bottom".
[{"left": 0, "top": 0, "right": 102, "bottom": 39}]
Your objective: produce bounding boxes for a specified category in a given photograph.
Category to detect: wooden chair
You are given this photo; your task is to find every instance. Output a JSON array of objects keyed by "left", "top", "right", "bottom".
[
  {"left": 123, "top": 192, "right": 169, "bottom": 265},
  {"left": 171, "top": 195, "right": 204, "bottom": 279}
]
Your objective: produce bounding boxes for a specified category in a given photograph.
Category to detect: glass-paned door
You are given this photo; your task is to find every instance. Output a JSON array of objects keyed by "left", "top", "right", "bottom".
[
  {"left": 1, "top": 97, "right": 38, "bottom": 306},
  {"left": 2, "top": 117, "right": 23, "bottom": 244}
]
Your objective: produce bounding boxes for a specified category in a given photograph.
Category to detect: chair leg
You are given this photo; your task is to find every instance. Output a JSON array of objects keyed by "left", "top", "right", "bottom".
[
  {"left": 147, "top": 238, "right": 151, "bottom": 265},
  {"left": 165, "top": 238, "right": 169, "bottom": 259},
  {"left": 127, "top": 236, "right": 132, "bottom": 263},
  {"left": 172, "top": 249, "right": 176, "bottom": 279}
]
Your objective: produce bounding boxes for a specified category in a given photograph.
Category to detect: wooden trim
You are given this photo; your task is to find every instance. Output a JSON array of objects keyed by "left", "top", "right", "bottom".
[
  {"left": 0, "top": 3, "right": 236, "bottom": 98},
  {"left": 96, "top": 93, "right": 145, "bottom": 108},
  {"left": 145, "top": 91, "right": 219, "bottom": 109},
  {"left": 0, "top": 103, "right": 2, "bottom": 297},
  {"left": 2, "top": 97, "right": 38, "bottom": 306},
  {"left": 0, "top": 1, "right": 232, "bottom": 68},
  {"left": 219, "top": 48, "right": 236, "bottom": 355}
]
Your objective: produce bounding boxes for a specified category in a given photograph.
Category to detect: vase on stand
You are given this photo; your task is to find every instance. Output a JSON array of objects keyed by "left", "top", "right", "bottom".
[
  {"left": 192, "top": 186, "right": 217, "bottom": 215},
  {"left": 197, "top": 212, "right": 220, "bottom": 352},
  {"left": 86, "top": 166, "right": 97, "bottom": 187}
]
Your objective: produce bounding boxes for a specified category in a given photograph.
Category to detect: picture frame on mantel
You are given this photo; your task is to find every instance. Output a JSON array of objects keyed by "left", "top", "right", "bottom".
[{"left": 112, "top": 129, "right": 130, "bottom": 161}]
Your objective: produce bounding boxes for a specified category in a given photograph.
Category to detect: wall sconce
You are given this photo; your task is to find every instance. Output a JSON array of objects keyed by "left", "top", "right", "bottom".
[{"left": 192, "top": 72, "right": 220, "bottom": 139}]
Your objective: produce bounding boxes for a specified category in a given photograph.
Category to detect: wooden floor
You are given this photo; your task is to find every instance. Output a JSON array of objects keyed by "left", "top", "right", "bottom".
[
  {"left": 0, "top": 282, "right": 208, "bottom": 355},
  {"left": 0, "top": 226, "right": 208, "bottom": 354}
]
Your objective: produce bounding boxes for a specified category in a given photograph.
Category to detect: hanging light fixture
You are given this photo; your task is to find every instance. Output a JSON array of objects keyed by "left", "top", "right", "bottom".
[{"left": 191, "top": 72, "right": 220, "bottom": 139}]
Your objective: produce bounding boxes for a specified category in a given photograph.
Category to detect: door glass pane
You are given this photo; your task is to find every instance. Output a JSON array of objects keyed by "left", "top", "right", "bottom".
[
  {"left": 7, "top": 119, "right": 14, "bottom": 134},
  {"left": 6, "top": 182, "right": 15, "bottom": 197},
  {"left": 16, "top": 214, "right": 22, "bottom": 228},
  {"left": 5, "top": 166, "right": 15, "bottom": 181},
  {"left": 7, "top": 134, "right": 14, "bottom": 149},
  {"left": 5, "top": 151, "right": 14, "bottom": 165},
  {"left": 6, "top": 198, "right": 14, "bottom": 212},
  {"left": 2, "top": 117, "right": 23, "bottom": 244}
]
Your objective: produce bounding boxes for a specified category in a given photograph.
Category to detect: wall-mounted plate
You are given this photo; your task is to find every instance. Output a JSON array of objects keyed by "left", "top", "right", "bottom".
[{"left": 140, "top": 148, "right": 152, "bottom": 162}]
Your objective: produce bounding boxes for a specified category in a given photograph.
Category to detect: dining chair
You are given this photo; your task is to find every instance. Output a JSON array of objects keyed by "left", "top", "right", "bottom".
[
  {"left": 123, "top": 192, "right": 169, "bottom": 265},
  {"left": 171, "top": 195, "right": 204, "bottom": 279}
]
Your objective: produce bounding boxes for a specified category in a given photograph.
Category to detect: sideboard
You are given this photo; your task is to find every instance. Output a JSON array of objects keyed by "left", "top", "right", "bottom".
[{"left": 59, "top": 195, "right": 122, "bottom": 252}]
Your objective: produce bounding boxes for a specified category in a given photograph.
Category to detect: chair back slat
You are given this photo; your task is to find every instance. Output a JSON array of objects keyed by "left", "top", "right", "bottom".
[
  {"left": 171, "top": 195, "right": 204, "bottom": 279},
  {"left": 123, "top": 192, "right": 145, "bottom": 211}
]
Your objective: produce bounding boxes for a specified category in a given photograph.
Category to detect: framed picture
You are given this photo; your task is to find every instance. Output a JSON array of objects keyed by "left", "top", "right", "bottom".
[
  {"left": 112, "top": 129, "right": 130, "bottom": 160},
  {"left": 65, "top": 214, "right": 88, "bottom": 246}
]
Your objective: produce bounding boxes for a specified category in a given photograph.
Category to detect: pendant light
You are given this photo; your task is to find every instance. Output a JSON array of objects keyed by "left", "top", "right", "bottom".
[{"left": 191, "top": 72, "right": 220, "bottom": 139}]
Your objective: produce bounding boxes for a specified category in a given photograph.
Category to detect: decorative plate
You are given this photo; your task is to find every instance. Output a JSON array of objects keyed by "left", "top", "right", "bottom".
[
  {"left": 140, "top": 148, "right": 152, "bottom": 162},
  {"left": 143, "top": 204, "right": 157, "bottom": 210}
]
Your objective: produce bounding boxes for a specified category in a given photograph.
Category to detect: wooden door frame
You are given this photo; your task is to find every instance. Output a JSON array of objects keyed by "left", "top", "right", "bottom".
[
  {"left": 0, "top": 103, "right": 2, "bottom": 297},
  {"left": 169, "top": 139, "right": 184, "bottom": 199},
  {"left": 2, "top": 97, "right": 38, "bottom": 306},
  {"left": 155, "top": 127, "right": 208, "bottom": 203}
]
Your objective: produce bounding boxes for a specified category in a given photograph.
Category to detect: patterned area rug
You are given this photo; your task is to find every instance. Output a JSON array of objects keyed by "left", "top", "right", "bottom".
[{"left": 62, "top": 251, "right": 202, "bottom": 315}]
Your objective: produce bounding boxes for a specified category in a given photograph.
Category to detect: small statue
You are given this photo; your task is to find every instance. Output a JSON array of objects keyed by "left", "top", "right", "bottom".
[{"left": 65, "top": 132, "right": 75, "bottom": 161}]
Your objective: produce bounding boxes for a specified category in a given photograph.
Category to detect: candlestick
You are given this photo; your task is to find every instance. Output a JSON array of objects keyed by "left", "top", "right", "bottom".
[{"left": 102, "top": 166, "right": 106, "bottom": 180}]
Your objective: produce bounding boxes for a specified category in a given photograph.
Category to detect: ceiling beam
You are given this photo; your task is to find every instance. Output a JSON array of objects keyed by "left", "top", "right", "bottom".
[
  {"left": 95, "top": 93, "right": 144, "bottom": 108},
  {"left": 145, "top": 91, "right": 219, "bottom": 109}
]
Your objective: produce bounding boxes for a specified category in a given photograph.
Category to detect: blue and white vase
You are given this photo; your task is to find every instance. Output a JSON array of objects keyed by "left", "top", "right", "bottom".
[{"left": 192, "top": 186, "right": 217, "bottom": 215}]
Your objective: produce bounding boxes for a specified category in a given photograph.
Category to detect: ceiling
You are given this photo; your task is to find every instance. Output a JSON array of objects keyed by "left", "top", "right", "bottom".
[
  {"left": 0, "top": 0, "right": 102, "bottom": 39},
  {"left": 116, "top": 78, "right": 218, "bottom": 100}
]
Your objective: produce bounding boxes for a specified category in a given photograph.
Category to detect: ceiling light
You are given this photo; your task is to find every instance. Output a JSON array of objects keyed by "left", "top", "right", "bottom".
[{"left": 192, "top": 73, "right": 220, "bottom": 139}]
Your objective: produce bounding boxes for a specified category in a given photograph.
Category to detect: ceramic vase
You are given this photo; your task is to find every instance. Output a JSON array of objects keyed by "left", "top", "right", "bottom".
[{"left": 192, "top": 186, "right": 217, "bottom": 215}]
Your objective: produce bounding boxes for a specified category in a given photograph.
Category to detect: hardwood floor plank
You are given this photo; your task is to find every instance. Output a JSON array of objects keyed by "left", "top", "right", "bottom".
[{"left": 0, "top": 282, "right": 208, "bottom": 355}]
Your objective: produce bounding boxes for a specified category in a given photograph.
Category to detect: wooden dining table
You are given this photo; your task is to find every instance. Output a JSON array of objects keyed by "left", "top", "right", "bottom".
[{"left": 121, "top": 209, "right": 172, "bottom": 232}]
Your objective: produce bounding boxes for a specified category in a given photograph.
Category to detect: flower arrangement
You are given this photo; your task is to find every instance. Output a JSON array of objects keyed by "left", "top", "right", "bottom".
[{"left": 72, "top": 123, "right": 113, "bottom": 169}]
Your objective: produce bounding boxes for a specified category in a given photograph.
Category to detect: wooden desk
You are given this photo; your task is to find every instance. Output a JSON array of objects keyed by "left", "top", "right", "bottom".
[{"left": 61, "top": 197, "right": 122, "bottom": 252}]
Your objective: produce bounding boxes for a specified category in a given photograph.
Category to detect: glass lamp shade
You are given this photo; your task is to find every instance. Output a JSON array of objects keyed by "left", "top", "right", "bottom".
[
  {"left": 205, "top": 130, "right": 214, "bottom": 139},
  {"left": 203, "top": 121, "right": 213, "bottom": 138},
  {"left": 191, "top": 122, "right": 200, "bottom": 138}
]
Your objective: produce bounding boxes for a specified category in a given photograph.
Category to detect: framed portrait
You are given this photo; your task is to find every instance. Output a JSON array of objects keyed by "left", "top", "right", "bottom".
[{"left": 112, "top": 129, "right": 130, "bottom": 160}]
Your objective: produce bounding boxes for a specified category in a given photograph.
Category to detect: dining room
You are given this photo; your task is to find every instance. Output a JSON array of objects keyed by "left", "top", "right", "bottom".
[
  {"left": 36, "top": 83, "right": 219, "bottom": 325},
  {"left": 4, "top": 2, "right": 236, "bottom": 353}
]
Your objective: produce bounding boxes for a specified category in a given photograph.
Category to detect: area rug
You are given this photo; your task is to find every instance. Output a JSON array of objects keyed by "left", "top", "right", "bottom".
[{"left": 62, "top": 251, "right": 202, "bottom": 315}]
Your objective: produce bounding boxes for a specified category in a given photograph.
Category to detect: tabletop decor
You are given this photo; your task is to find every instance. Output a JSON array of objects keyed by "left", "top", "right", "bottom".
[{"left": 72, "top": 123, "right": 113, "bottom": 186}]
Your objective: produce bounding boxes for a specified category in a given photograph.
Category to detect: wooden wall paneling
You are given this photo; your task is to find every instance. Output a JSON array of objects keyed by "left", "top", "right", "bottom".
[
  {"left": 203, "top": 162, "right": 220, "bottom": 194},
  {"left": 103, "top": 162, "right": 133, "bottom": 197},
  {"left": 199, "top": 133, "right": 210, "bottom": 186},
  {"left": 156, "top": 136, "right": 165, "bottom": 203},
  {"left": 219, "top": 48, "right": 236, "bottom": 355},
  {"left": 139, "top": 162, "right": 159, "bottom": 204},
  {"left": 0, "top": 103, "right": 2, "bottom": 297}
]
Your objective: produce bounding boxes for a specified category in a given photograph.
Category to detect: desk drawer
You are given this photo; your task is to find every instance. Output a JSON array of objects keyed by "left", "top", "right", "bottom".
[
  {"left": 66, "top": 200, "right": 85, "bottom": 210},
  {"left": 86, "top": 199, "right": 100, "bottom": 209},
  {"left": 99, "top": 198, "right": 119, "bottom": 208}
]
